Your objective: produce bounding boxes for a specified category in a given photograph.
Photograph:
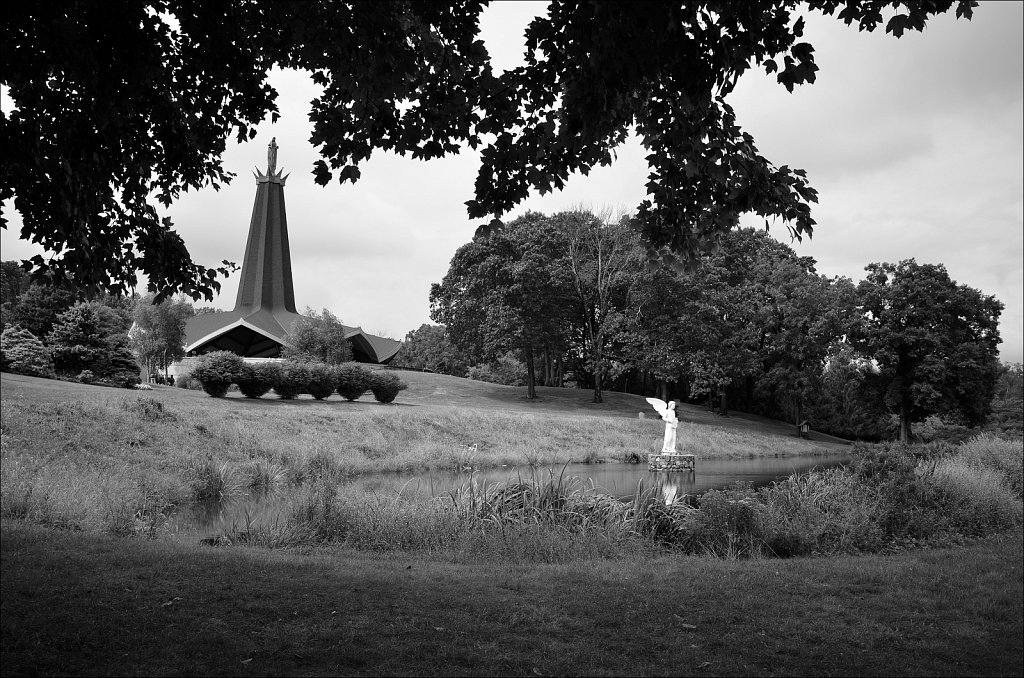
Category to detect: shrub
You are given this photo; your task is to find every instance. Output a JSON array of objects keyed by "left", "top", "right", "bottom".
[
  {"left": 957, "top": 433, "right": 1023, "bottom": 497},
  {"left": 0, "top": 325, "right": 55, "bottom": 378},
  {"left": 369, "top": 371, "right": 408, "bottom": 404},
  {"left": 174, "top": 371, "right": 204, "bottom": 390},
  {"left": 336, "top": 362, "right": 372, "bottom": 401},
  {"left": 45, "top": 304, "right": 108, "bottom": 375},
  {"left": 77, "top": 369, "right": 95, "bottom": 384},
  {"left": 273, "top": 360, "right": 311, "bottom": 399},
  {"left": 91, "top": 337, "right": 142, "bottom": 388},
  {"left": 927, "top": 457, "right": 1022, "bottom": 535},
  {"left": 691, "top": 485, "right": 769, "bottom": 558},
  {"left": 466, "top": 352, "right": 526, "bottom": 386},
  {"left": 306, "top": 362, "right": 337, "bottom": 400},
  {"left": 236, "top": 362, "right": 277, "bottom": 399},
  {"left": 190, "top": 351, "right": 245, "bottom": 397}
]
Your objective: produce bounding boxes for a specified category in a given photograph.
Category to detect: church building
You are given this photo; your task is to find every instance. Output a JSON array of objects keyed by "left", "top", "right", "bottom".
[{"left": 183, "top": 139, "right": 401, "bottom": 364}]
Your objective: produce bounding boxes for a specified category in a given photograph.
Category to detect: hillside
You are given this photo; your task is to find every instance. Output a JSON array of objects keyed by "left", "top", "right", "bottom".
[{"left": 0, "top": 369, "right": 850, "bottom": 449}]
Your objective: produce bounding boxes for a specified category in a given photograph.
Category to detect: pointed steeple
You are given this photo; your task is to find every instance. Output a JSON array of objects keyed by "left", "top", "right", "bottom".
[
  {"left": 182, "top": 137, "right": 402, "bottom": 363},
  {"left": 234, "top": 137, "right": 297, "bottom": 314}
]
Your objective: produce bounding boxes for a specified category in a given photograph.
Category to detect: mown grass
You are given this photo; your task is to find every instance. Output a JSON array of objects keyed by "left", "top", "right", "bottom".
[{"left": 2, "top": 519, "right": 1021, "bottom": 676}]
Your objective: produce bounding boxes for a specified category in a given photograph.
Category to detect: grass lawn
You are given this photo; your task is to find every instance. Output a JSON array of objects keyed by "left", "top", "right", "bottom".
[{"left": 2, "top": 520, "right": 1020, "bottom": 677}]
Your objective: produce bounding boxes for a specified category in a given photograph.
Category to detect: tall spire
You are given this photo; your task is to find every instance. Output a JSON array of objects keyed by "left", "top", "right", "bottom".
[{"left": 233, "top": 138, "right": 297, "bottom": 314}]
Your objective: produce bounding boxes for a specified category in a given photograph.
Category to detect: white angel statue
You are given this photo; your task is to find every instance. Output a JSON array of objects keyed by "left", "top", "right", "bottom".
[{"left": 646, "top": 397, "right": 678, "bottom": 454}]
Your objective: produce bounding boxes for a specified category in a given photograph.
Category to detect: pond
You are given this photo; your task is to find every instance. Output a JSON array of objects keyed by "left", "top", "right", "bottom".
[{"left": 166, "top": 453, "right": 851, "bottom": 538}]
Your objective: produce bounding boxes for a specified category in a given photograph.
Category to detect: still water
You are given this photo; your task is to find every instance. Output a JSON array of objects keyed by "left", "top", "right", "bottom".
[{"left": 167, "top": 454, "right": 850, "bottom": 538}]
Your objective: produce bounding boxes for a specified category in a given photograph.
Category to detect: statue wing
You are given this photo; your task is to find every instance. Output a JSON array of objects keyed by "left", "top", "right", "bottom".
[{"left": 645, "top": 397, "right": 668, "bottom": 417}]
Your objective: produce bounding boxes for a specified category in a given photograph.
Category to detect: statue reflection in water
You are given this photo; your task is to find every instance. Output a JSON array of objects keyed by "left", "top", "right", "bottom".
[{"left": 659, "top": 471, "right": 694, "bottom": 505}]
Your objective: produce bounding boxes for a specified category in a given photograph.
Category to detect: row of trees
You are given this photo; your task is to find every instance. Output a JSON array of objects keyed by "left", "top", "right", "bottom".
[{"left": 422, "top": 211, "right": 1005, "bottom": 442}]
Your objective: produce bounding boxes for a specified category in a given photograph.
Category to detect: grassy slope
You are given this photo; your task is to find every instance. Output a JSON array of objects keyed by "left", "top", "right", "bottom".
[{"left": 0, "top": 370, "right": 850, "bottom": 446}]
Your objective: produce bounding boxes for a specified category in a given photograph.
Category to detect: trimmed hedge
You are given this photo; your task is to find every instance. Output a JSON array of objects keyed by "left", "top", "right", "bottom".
[
  {"left": 369, "top": 371, "right": 408, "bottom": 404},
  {"left": 190, "top": 351, "right": 245, "bottom": 397},
  {"left": 336, "top": 363, "right": 372, "bottom": 401},
  {"left": 306, "top": 362, "right": 337, "bottom": 400},
  {"left": 237, "top": 362, "right": 277, "bottom": 399},
  {"left": 273, "top": 361, "right": 311, "bottom": 399}
]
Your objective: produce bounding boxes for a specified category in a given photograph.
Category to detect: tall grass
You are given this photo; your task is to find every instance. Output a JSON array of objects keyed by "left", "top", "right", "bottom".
[
  {"left": 4, "top": 390, "right": 1019, "bottom": 559},
  {"left": 204, "top": 438, "right": 1023, "bottom": 561},
  {"left": 0, "top": 392, "right": 832, "bottom": 537}
]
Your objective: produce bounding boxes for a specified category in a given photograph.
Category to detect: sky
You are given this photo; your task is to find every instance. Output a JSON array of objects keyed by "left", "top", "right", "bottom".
[{"left": 2, "top": 1, "right": 1022, "bottom": 361}]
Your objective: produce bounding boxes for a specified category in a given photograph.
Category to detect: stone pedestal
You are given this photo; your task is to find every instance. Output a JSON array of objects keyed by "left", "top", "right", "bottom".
[{"left": 648, "top": 453, "right": 695, "bottom": 472}]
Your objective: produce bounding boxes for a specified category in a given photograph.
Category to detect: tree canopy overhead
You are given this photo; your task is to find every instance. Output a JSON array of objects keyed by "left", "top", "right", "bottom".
[{"left": 1, "top": 0, "right": 976, "bottom": 300}]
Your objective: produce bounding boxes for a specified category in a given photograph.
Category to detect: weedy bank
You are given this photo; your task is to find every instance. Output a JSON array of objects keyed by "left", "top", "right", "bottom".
[
  {"left": 1, "top": 385, "right": 1019, "bottom": 562},
  {"left": 0, "top": 386, "right": 836, "bottom": 538}
]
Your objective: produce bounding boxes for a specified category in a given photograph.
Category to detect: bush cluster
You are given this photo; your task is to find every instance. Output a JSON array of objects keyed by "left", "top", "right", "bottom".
[{"left": 187, "top": 357, "right": 409, "bottom": 404}]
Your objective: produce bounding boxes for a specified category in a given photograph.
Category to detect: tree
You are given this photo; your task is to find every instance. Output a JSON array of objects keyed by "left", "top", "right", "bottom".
[
  {"left": 0, "top": 325, "right": 54, "bottom": 378},
  {"left": 0, "top": 283, "right": 78, "bottom": 339},
  {"left": 986, "top": 362, "right": 1023, "bottom": 437},
  {"left": 0, "top": 261, "right": 31, "bottom": 308},
  {"left": 561, "top": 211, "right": 644, "bottom": 403},
  {"left": 802, "top": 343, "right": 889, "bottom": 441},
  {"left": 129, "top": 293, "right": 194, "bottom": 378},
  {"left": 45, "top": 301, "right": 141, "bottom": 386},
  {"left": 431, "top": 212, "right": 575, "bottom": 398},
  {"left": 391, "top": 324, "right": 469, "bottom": 377},
  {"left": 282, "top": 307, "right": 353, "bottom": 364},
  {"left": 852, "top": 259, "right": 1002, "bottom": 443},
  {"left": 2, "top": 1, "right": 975, "bottom": 299}
]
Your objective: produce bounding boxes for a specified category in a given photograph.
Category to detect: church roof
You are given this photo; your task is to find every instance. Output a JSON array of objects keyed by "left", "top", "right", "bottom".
[{"left": 184, "top": 308, "right": 401, "bottom": 363}]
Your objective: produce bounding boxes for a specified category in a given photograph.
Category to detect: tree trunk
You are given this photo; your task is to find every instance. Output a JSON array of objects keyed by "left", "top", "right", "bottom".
[
  {"left": 525, "top": 346, "right": 537, "bottom": 399},
  {"left": 898, "top": 398, "right": 913, "bottom": 443}
]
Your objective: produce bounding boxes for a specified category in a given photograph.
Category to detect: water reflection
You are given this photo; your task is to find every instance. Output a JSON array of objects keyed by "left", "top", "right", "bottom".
[{"left": 166, "top": 454, "right": 849, "bottom": 537}]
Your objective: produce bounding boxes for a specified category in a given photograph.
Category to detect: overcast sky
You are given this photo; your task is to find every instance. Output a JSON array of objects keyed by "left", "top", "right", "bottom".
[{"left": 2, "top": 1, "right": 1022, "bottom": 362}]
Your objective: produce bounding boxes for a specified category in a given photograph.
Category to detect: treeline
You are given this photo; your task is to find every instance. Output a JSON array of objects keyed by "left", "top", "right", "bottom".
[
  {"left": 395, "top": 211, "right": 1013, "bottom": 442},
  {"left": 1, "top": 260, "right": 209, "bottom": 386},
  {"left": 1, "top": 261, "right": 145, "bottom": 387}
]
